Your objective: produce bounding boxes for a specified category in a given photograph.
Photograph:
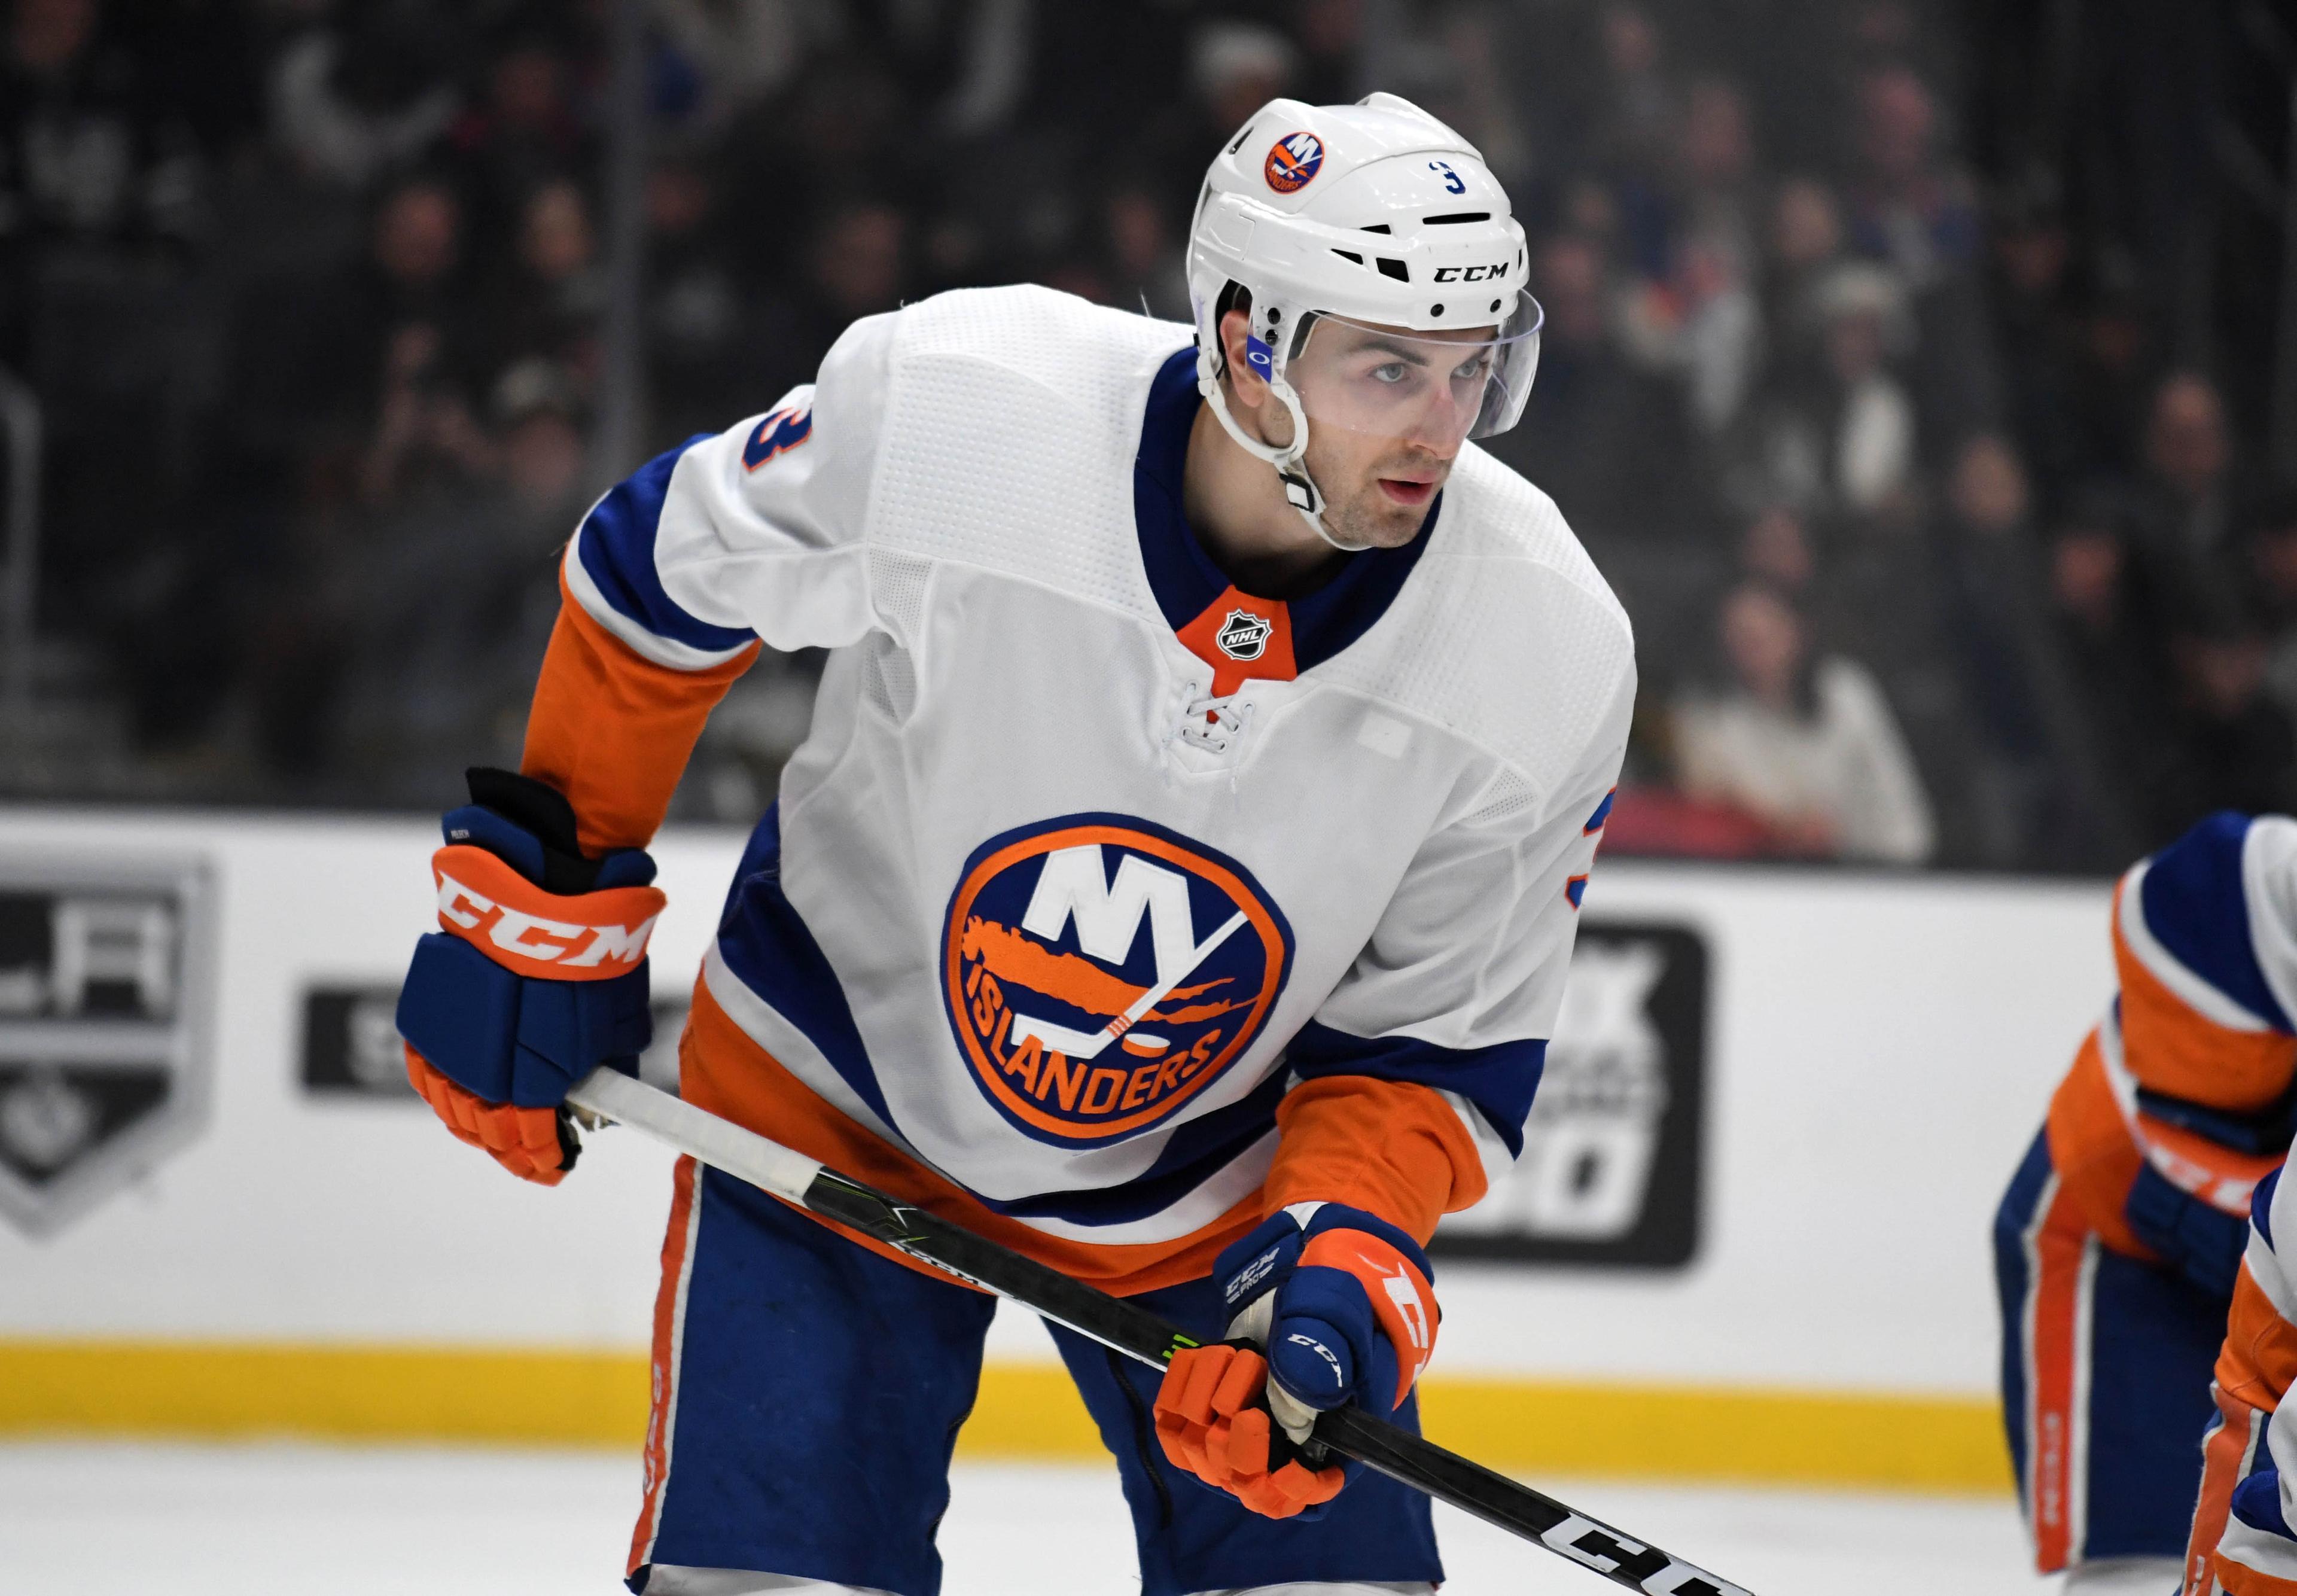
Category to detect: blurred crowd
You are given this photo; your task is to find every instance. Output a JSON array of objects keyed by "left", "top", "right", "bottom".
[{"left": 1, "top": 0, "right": 2293, "bottom": 872}]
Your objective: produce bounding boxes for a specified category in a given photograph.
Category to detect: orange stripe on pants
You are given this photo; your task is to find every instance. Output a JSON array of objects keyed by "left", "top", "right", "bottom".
[
  {"left": 2187, "top": 1385, "right": 2265, "bottom": 1596},
  {"left": 2027, "top": 1177, "right": 2094, "bottom": 1573},
  {"left": 629, "top": 1154, "right": 702, "bottom": 1579}
]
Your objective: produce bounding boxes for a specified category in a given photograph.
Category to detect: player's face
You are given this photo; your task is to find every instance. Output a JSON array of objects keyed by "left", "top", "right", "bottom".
[{"left": 1286, "top": 318, "right": 1500, "bottom": 549}]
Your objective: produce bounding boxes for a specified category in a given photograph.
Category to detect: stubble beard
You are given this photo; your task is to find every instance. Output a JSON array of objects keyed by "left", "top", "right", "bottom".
[{"left": 1308, "top": 443, "right": 1449, "bottom": 552}]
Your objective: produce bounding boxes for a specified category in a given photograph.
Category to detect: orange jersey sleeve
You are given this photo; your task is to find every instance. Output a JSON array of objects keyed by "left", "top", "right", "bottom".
[
  {"left": 2046, "top": 816, "right": 2297, "bottom": 1256},
  {"left": 1262, "top": 1075, "right": 1489, "bottom": 1247},
  {"left": 522, "top": 571, "right": 758, "bottom": 854}
]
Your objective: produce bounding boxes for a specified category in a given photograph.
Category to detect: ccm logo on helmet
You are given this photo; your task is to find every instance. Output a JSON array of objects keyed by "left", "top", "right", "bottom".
[
  {"left": 1432, "top": 263, "right": 1510, "bottom": 282},
  {"left": 435, "top": 870, "right": 658, "bottom": 970},
  {"left": 1263, "top": 131, "right": 1324, "bottom": 193}
]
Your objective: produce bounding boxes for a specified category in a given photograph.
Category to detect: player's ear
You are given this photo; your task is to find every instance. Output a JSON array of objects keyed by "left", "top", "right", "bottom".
[{"left": 1219, "top": 307, "right": 1269, "bottom": 410}]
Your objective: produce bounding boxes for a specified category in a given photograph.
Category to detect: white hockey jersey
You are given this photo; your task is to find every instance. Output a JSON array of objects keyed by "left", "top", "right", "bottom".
[{"left": 543, "top": 284, "right": 1633, "bottom": 1285}]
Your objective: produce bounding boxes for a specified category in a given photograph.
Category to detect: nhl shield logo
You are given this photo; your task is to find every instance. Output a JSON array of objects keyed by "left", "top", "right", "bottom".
[
  {"left": 942, "top": 815, "right": 1293, "bottom": 1146},
  {"left": 0, "top": 852, "right": 217, "bottom": 1236},
  {"left": 1215, "top": 609, "right": 1273, "bottom": 661}
]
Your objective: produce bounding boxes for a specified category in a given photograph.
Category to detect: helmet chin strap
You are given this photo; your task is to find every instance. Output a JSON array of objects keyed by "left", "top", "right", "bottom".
[{"left": 1197, "top": 361, "right": 1376, "bottom": 555}]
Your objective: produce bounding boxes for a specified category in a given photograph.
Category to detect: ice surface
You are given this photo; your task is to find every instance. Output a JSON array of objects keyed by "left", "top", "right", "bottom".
[{"left": 0, "top": 1441, "right": 2050, "bottom": 1594}]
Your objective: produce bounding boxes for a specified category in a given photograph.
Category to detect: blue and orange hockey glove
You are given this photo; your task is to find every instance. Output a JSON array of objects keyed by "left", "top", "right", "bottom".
[
  {"left": 1153, "top": 1201, "right": 1438, "bottom": 1519},
  {"left": 395, "top": 768, "right": 663, "bottom": 1186},
  {"left": 2125, "top": 1086, "right": 2293, "bottom": 1297}
]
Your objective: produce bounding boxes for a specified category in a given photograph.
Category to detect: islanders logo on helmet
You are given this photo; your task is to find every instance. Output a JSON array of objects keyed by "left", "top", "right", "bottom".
[
  {"left": 1263, "top": 131, "right": 1324, "bottom": 194},
  {"left": 942, "top": 814, "right": 1293, "bottom": 1147}
]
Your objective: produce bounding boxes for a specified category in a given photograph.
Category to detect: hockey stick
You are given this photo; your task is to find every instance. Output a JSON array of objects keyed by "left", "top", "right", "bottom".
[{"left": 565, "top": 1066, "right": 1756, "bottom": 1596}]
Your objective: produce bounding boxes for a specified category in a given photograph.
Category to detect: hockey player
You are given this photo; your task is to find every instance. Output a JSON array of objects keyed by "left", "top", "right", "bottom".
[
  {"left": 2185, "top": 1143, "right": 2297, "bottom": 1593},
  {"left": 395, "top": 93, "right": 1631, "bottom": 1596},
  {"left": 1994, "top": 812, "right": 2297, "bottom": 1594}
]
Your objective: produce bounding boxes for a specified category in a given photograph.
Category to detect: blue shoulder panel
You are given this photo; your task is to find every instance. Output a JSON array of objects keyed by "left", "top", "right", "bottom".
[
  {"left": 2139, "top": 811, "right": 2293, "bottom": 1032},
  {"left": 576, "top": 435, "right": 758, "bottom": 655},
  {"left": 1285, "top": 1019, "right": 1546, "bottom": 1159},
  {"left": 714, "top": 806, "right": 900, "bottom": 1131}
]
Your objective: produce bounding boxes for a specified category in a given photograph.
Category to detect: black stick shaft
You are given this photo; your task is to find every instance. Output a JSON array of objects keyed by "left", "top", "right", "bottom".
[{"left": 800, "top": 1168, "right": 1755, "bottom": 1596}]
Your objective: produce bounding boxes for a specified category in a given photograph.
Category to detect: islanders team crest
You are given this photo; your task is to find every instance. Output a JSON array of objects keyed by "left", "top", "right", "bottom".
[
  {"left": 942, "top": 815, "right": 1293, "bottom": 1146},
  {"left": 1264, "top": 132, "right": 1324, "bottom": 194}
]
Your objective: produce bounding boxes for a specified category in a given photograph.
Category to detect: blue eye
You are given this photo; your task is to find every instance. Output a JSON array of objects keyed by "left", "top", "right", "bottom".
[{"left": 1372, "top": 362, "right": 1409, "bottom": 384}]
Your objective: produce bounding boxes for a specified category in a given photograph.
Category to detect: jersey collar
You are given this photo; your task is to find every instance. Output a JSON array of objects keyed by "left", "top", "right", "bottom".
[{"left": 1133, "top": 346, "right": 1437, "bottom": 696}]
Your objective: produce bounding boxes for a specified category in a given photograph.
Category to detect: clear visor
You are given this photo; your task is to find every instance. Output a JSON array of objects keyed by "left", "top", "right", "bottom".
[{"left": 1280, "top": 293, "right": 1543, "bottom": 453}]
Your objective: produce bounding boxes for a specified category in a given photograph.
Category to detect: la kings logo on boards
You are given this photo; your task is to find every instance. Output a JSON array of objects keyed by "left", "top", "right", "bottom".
[
  {"left": 0, "top": 852, "right": 217, "bottom": 1237},
  {"left": 1433, "top": 921, "right": 1708, "bottom": 1269},
  {"left": 301, "top": 986, "right": 689, "bottom": 1097}
]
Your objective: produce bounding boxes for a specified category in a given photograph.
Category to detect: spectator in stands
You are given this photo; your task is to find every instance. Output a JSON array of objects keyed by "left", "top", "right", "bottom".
[
  {"left": 1947, "top": 433, "right": 2030, "bottom": 540},
  {"left": 1494, "top": 232, "right": 1705, "bottom": 548},
  {"left": 2249, "top": 491, "right": 2297, "bottom": 723},
  {"left": 2161, "top": 614, "right": 2297, "bottom": 836},
  {"left": 1589, "top": 2, "right": 1678, "bottom": 270},
  {"left": 1104, "top": 185, "right": 1190, "bottom": 324},
  {"left": 1291, "top": 0, "right": 1366, "bottom": 107},
  {"left": 356, "top": 320, "right": 495, "bottom": 510},
  {"left": 1671, "top": 580, "right": 1936, "bottom": 863},
  {"left": 1674, "top": 76, "right": 1760, "bottom": 266},
  {"left": 2068, "top": 268, "right": 2155, "bottom": 485},
  {"left": 331, "top": 357, "right": 587, "bottom": 803},
  {"left": 0, "top": 0, "right": 2255, "bottom": 862},
  {"left": 491, "top": 359, "right": 589, "bottom": 533},
  {"left": 1137, "top": 21, "right": 1297, "bottom": 231},
  {"left": 732, "top": 54, "right": 911, "bottom": 278},
  {"left": 1843, "top": 60, "right": 2002, "bottom": 461},
  {"left": 1935, "top": 433, "right": 2073, "bottom": 862},
  {"left": 3, "top": 0, "right": 234, "bottom": 640},
  {"left": 2041, "top": 491, "right": 2181, "bottom": 855},
  {"left": 447, "top": 20, "right": 591, "bottom": 252},
  {"left": 1619, "top": 80, "right": 1763, "bottom": 441},
  {"left": 1741, "top": 261, "right": 1917, "bottom": 520},
  {"left": 1844, "top": 62, "right": 1979, "bottom": 288},
  {"left": 1422, "top": 4, "right": 1533, "bottom": 194},
  {"left": 1762, "top": 177, "right": 1844, "bottom": 382},
  {"left": 1987, "top": 186, "right": 2091, "bottom": 498},
  {"left": 1741, "top": 504, "right": 1817, "bottom": 600},
  {"left": 2131, "top": 371, "right": 2246, "bottom": 618},
  {"left": 241, "top": 174, "right": 485, "bottom": 508},
  {"left": 1819, "top": 264, "right": 1918, "bottom": 518},
  {"left": 1649, "top": 227, "right": 1762, "bottom": 438},
  {"left": 762, "top": 200, "right": 911, "bottom": 390},
  {"left": 486, "top": 176, "right": 605, "bottom": 387},
  {"left": 2, "top": 0, "right": 209, "bottom": 254},
  {"left": 645, "top": 154, "right": 767, "bottom": 449}
]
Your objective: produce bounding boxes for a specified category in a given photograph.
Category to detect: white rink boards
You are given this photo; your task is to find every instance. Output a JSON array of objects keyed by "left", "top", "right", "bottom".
[{"left": 0, "top": 808, "right": 2114, "bottom": 1491}]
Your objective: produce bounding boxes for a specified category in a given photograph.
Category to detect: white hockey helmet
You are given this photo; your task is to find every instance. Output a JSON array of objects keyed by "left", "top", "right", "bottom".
[{"left": 1187, "top": 92, "right": 1540, "bottom": 549}]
